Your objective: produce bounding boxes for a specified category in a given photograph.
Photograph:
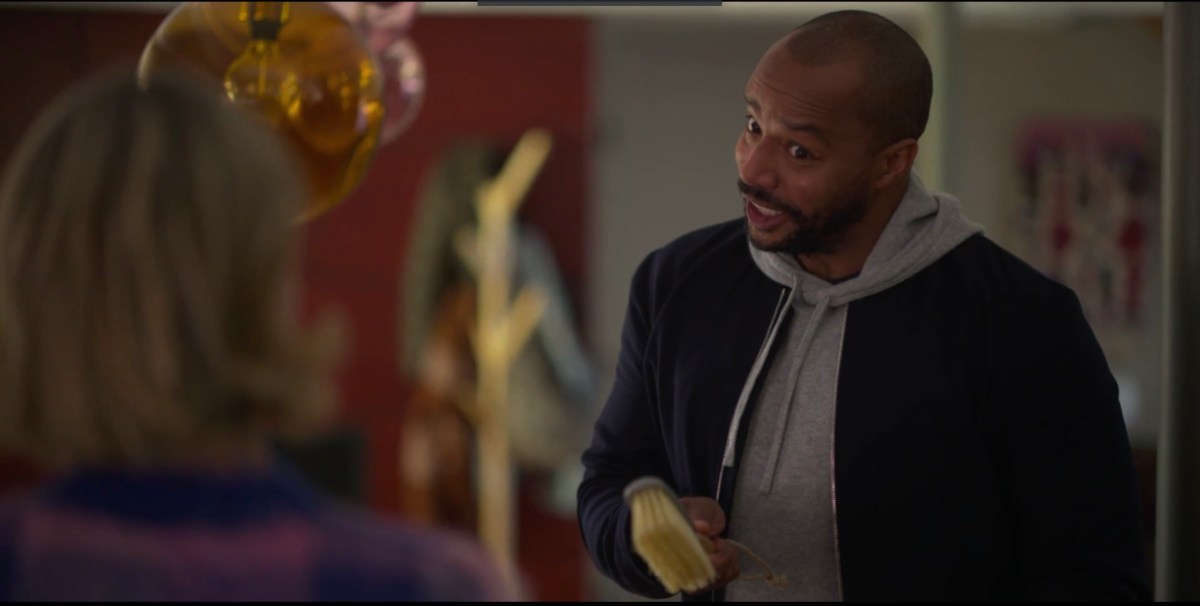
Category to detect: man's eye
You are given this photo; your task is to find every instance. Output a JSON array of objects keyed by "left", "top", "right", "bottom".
[
  {"left": 788, "top": 144, "right": 811, "bottom": 160},
  {"left": 746, "top": 117, "right": 761, "bottom": 135}
]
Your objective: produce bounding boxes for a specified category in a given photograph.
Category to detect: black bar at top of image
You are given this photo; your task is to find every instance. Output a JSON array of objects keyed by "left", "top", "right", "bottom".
[{"left": 478, "top": 1, "right": 722, "bottom": 6}]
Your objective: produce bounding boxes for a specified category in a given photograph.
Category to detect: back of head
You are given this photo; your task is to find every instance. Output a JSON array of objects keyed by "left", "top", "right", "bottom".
[
  {"left": 0, "top": 67, "right": 337, "bottom": 468},
  {"left": 785, "top": 10, "right": 933, "bottom": 149}
]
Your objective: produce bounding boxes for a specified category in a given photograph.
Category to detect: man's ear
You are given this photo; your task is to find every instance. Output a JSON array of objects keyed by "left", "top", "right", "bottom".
[{"left": 873, "top": 138, "right": 918, "bottom": 190}]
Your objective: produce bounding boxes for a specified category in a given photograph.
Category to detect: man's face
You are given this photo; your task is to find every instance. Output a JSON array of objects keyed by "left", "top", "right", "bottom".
[{"left": 735, "top": 45, "right": 878, "bottom": 255}]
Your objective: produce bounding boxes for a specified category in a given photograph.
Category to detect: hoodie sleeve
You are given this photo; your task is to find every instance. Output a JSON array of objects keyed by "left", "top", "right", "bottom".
[
  {"left": 576, "top": 250, "right": 677, "bottom": 600},
  {"left": 1002, "top": 286, "right": 1151, "bottom": 601}
]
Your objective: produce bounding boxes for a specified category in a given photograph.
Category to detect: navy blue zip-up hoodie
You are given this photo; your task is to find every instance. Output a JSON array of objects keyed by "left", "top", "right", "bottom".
[{"left": 578, "top": 180, "right": 1150, "bottom": 601}]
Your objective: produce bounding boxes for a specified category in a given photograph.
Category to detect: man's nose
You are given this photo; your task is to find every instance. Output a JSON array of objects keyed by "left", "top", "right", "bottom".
[{"left": 737, "top": 141, "right": 779, "bottom": 192}]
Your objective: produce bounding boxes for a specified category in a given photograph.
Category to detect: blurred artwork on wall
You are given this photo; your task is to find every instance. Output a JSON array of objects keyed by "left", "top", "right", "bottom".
[
  {"left": 397, "top": 139, "right": 599, "bottom": 534},
  {"left": 1010, "top": 120, "right": 1159, "bottom": 335}
]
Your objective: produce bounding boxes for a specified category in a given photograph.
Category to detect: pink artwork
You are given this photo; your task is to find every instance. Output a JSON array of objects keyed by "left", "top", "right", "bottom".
[{"left": 1013, "top": 120, "right": 1158, "bottom": 331}]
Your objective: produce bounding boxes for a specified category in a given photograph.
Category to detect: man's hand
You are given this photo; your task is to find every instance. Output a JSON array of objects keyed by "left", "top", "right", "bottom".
[{"left": 679, "top": 496, "right": 739, "bottom": 593}]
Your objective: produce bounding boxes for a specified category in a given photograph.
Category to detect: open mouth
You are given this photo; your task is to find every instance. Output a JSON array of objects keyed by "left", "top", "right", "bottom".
[{"left": 745, "top": 196, "right": 786, "bottom": 230}]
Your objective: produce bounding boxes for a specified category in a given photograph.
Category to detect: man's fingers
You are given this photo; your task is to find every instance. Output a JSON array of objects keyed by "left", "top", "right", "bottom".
[
  {"left": 679, "top": 497, "right": 727, "bottom": 535},
  {"left": 707, "top": 538, "right": 740, "bottom": 589},
  {"left": 683, "top": 539, "right": 739, "bottom": 596},
  {"left": 722, "top": 540, "right": 740, "bottom": 577}
]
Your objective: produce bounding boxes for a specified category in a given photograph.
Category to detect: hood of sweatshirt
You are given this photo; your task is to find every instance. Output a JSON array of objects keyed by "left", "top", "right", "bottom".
[
  {"left": 720, "top": 172, "right": 984, "bottom": 476},
  {"left": 750, "top": 171, "right": 983, "bottom": 306}
]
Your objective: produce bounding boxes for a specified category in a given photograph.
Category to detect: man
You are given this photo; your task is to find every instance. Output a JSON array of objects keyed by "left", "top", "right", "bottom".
[{"left": 577, "top": 10, "right": 1149, "bottom": 602}]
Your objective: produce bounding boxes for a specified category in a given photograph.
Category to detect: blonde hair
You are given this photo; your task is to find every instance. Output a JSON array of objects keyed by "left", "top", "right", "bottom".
[{"left": 0, "top": 67, "right": 340, "bottom": 468}]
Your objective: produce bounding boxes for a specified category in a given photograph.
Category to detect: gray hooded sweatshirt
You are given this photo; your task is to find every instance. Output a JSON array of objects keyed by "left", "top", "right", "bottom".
[{"left": 723, "top": 173, "right": 982, "bottom": 601}]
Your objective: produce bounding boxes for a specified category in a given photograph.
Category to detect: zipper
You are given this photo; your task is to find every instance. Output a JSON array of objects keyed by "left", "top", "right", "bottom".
[
  {"left": 715, "top": 286, "right": 789, "bottom": 504},
  {"left": 830, "top": 307, "right": 848, "bottom": 601},
  {"left": 711, "top": 286, "right": 788, "bottom": 603}
]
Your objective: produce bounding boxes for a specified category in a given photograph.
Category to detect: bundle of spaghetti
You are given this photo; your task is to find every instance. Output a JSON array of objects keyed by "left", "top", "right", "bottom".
[
  {"left": 623, "top": 476, "right": 717, "bottom": 594},
  {"left": 623, "top": 476, "right": 790, "bottom": 594}
]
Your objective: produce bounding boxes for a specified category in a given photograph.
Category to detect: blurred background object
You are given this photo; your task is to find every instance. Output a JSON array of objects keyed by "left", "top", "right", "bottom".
[
  {"left": 140, "top": 1, "right": 386, "bottom": 221},
  {"left": 329, "top": 2, "right": 426, "bottom": 145}
]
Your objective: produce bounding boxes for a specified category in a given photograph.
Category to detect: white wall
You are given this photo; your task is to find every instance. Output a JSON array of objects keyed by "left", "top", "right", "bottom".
[{"left": 589, "top": 19, "right": 791, "bottom": 378}]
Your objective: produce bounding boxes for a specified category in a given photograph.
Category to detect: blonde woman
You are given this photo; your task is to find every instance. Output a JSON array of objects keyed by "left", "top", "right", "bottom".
[{"left": 0, "top": 67, "right": 512, "bottom": 601}]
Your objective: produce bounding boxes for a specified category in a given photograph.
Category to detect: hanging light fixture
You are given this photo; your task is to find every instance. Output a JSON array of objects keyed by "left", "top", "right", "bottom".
[{"left": 139, "top": 2, "right": 389, "bottom": 221}]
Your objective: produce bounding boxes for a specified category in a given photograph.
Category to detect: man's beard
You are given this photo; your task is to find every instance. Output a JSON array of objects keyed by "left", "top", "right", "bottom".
[{"left": 738, "top": 178, "right": 870, "bottom": 255}]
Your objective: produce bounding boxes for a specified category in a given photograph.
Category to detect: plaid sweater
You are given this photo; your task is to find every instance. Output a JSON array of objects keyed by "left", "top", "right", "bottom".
[{"left": 0, "top": 463, "right": 512, "bottom": 601}]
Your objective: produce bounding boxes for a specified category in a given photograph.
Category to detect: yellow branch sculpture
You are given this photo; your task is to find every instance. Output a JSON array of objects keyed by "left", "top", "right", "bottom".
[{"left": 458, "top": 128, "right": 553, "bottom": 590}]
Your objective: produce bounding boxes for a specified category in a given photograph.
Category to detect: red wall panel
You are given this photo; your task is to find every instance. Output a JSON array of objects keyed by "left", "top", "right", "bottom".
[{"left": 301, "top": 16, "right": 590, "bottom": 600}]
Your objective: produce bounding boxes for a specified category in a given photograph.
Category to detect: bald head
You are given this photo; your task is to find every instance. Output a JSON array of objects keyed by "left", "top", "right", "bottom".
[{"left": 781, "top": 10, "right": 932, "bottom": 149}]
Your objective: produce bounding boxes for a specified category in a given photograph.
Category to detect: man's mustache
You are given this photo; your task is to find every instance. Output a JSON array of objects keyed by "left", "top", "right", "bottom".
[{"left": 738, "top": 179, "right": 791, "bottom": 213}]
